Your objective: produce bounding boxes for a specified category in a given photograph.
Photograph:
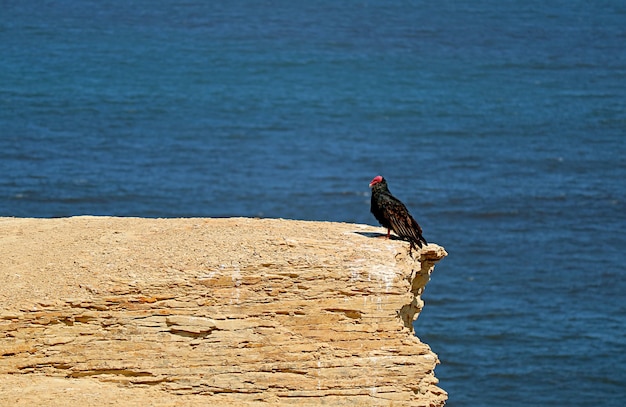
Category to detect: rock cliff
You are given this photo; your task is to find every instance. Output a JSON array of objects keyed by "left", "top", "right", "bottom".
[{"left": 0, "top": 216, "right": 447, "bottom": 406}]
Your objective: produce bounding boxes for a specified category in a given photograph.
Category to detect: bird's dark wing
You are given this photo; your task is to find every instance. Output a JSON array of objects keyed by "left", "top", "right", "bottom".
[{"left": 382, "top": 196, "right": 427, "bottom": 248}]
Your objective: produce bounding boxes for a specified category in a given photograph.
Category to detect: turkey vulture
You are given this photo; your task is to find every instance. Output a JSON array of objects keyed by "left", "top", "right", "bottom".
[{"left": 369, "top": 175, "right": 427, "bottom": 251}]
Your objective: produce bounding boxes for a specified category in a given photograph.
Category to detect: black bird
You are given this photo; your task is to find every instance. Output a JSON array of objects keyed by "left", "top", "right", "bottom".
[{"left": 369, "top": 175, "right": 427, "bottom": 250}]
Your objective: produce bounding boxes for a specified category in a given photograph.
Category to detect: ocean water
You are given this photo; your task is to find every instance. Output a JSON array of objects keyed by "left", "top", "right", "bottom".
[{"left": 1, "top": 1, "right": 625, "bottom": 405}]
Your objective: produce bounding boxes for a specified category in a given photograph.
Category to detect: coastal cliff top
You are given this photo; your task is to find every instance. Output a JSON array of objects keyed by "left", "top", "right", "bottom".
[{"left": 0, "top": 216, "right": 447, "bottom": 406}]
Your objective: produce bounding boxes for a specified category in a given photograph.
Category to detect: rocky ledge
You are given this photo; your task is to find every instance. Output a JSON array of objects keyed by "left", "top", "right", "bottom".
[{"left": 0, "top": 216, "right": 447, "bottom": 406}]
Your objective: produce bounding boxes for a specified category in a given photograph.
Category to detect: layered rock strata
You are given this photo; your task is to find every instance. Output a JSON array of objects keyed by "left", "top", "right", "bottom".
[{"left": 0, "top": 216, "right": 447, "bottom": 406}]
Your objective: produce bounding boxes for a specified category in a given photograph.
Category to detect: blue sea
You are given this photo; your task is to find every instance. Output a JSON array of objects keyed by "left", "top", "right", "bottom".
[{"left": 2, "top": 1, "right": 625, "bottom": 405}]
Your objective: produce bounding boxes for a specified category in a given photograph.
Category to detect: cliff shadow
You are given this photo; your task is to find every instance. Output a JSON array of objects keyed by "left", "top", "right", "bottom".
[{"left": 353, "top": 231, "right": 403, "bottom": 241}]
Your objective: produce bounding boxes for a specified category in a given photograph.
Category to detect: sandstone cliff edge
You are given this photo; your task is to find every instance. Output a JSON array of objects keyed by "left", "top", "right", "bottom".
[{"left": 0, "top": 216, "right": 447, "bottom": 406}]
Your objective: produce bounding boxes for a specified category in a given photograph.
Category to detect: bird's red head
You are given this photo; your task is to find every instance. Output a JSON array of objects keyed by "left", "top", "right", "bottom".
[{"left": 369, "top": 175, "right": 383, "bottom": 188}]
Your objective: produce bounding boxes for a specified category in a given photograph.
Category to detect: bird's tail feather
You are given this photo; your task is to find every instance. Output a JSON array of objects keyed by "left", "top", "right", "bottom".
[{"left": 411, "top": 234, "right": 427, "bottom": 249}]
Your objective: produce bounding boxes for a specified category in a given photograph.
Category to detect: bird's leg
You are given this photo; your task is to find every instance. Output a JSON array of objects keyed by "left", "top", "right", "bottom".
[{"left": 386, "top": 229, "right": 391, "bottom": 239}]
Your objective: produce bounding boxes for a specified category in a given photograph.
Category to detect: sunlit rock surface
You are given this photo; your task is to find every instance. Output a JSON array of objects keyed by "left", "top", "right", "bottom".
[{"left": 0, "top": 216, "right": 447, "bottom": 406}]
